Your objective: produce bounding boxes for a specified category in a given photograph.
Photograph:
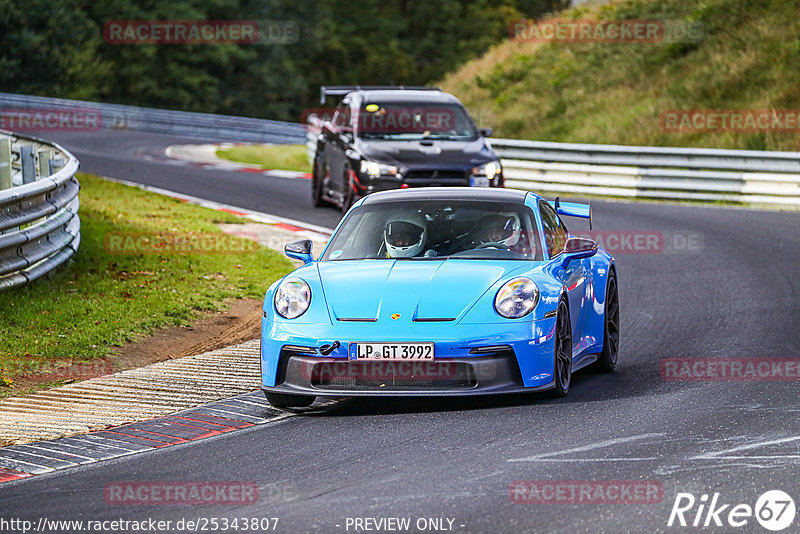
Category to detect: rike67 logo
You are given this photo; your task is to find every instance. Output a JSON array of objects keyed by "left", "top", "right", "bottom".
[{"left": 668, "top": 490, "right": 796, "bottom": 531}]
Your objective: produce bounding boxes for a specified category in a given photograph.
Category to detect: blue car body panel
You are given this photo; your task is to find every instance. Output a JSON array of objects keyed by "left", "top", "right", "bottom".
[{"left": 261, "top": 189, "right": 615, "bottom": 396}]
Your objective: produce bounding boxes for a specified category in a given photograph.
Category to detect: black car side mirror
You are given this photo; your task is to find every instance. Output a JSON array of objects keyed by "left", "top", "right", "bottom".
[
  {"left": 285, "top": 239, "right": 314, "bottom": 264},
  {"left": 321, "top": 121, "right": 337, "bottom": 136},
  {"left": 479, "top": 127, "right": 493, "bottom": 137},
  {"left": 560, "top": 237, "right": 598, "bottom": 268}
]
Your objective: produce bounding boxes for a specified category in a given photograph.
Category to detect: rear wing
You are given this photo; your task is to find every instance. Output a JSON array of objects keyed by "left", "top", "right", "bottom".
[
  {"left": 320, "top": 85, "right": 441, "bottom": 104},
  {"left": 548, "top": 197, "right": 592, "bottom": 230}
]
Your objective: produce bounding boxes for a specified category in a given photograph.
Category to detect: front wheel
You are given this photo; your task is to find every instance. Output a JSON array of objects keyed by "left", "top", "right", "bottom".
[
  {"left": 551, "top": 298, "right": 573, "bottom": 397},
  {"left": 264, "top": 391, "right": 315, "bottom": 408},
  {"left": 592, "top": 271, "right": 619, "bottom": 373},
  {"left": 312, "top": 157, "right": 330, "bottom": 207},
  {"left": 341, "top": 165, "right": 359, "bottom": 214}
]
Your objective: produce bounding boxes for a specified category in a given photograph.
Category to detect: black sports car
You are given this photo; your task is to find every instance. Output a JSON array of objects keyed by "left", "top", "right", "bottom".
[{"left": 311, "top": 86, "right": 504, "bottom": 212}]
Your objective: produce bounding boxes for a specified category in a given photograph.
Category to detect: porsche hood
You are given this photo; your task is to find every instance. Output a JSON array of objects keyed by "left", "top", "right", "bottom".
[{"left": 316, "top": 260, "right": 527, "bottom": 322}]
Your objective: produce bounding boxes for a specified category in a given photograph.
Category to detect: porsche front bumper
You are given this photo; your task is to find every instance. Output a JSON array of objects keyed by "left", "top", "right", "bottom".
[{"left": 261, "top": 319, "right": 559, "bottom": 396}]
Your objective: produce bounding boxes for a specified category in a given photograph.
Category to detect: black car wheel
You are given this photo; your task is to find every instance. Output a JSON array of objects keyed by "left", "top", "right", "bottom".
[
  {"left": 551, "top": 298, "right": 573, "bottom": 397},
  {"left": 312, "top": 156, "right": 330, "bottom": 207},
  {"left": 264, "top": 391, "right": 315, "bottom": 409},
  {"left": 592, "top": 271, "right": 619, "bottom": 373},
  {"left": 341, "top": 165, "right": 358, "bottom": 214}
]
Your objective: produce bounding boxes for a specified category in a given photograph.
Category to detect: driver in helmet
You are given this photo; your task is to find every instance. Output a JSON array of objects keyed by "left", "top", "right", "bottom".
[
  {"left": 384, "top": 212, "right": 427, "bottom": 258},
  {"left": 477, "top": 213, "right": 520, "bottom": 249},
  {"left": 474, "top": 212, "right": 532, "bottom": 255}
]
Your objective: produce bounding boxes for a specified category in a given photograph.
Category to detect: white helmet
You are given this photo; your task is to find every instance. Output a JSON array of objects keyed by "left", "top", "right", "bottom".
[
  {"left": 384, "top": 212, "right": 427, "bottom": 258},
  {"left": 478, "top": 212, "right": 520, "bottom": 248}
]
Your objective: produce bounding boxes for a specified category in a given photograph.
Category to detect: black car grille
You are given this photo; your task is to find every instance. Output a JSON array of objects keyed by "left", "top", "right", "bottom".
[{"left": 404, "top": 169, "right": 469, "bottom": 185}]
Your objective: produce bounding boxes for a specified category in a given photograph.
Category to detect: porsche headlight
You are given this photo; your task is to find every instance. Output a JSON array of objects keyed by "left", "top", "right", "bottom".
[
  {"left": 274, "top": 278, "right": 311, "bottom": 319},
  {"left": 494, "top": 277, "right": 539, "bottom": 319},
  {"left": 360, "top": 160, "right": 399, "bottom": 179}
]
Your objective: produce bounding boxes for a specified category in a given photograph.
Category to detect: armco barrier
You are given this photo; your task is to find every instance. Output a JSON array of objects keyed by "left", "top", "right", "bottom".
[
  {"left": 0, "top": 130, "right": 80, "bottom": 290},
  {"left": 306, "top": 114, "right": 800, "bottom": 206},
  {"left": 490, "top": 139, "right": 800, "bottom": 205},
  {"left": 0, "top": 92, "right": 305, "bottom": 144}
]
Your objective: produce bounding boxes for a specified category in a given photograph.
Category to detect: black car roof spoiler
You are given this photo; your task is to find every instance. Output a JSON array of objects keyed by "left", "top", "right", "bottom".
[{"left": 320, "top": 85, "right": 441, "bottom": 104}]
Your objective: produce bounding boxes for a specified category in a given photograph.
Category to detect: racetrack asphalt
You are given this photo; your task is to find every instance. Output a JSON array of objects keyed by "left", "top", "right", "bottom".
[{"left": 2, "top": 129, "right": 799, "bottom": 533}]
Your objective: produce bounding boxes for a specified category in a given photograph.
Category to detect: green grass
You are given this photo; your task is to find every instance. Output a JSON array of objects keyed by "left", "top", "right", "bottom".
[
  {"left": 440, "top": 0, "right": 800, "bottom": 151},
  {"left": 0, "top": 173, "right": 293, "bottom": 395},
  {"left": 216, "top": 144, "right": 310, "bottom": 173}
]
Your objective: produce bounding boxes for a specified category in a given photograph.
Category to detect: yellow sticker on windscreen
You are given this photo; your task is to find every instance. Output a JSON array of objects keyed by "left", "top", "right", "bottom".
[{"left": 365, "top": 104, "right": 379, "bottom": 112}]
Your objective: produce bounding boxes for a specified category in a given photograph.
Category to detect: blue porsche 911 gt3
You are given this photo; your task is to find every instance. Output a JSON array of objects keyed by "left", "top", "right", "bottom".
[{"left": 260, "top": 188, "right": 618, "bottom": 408}]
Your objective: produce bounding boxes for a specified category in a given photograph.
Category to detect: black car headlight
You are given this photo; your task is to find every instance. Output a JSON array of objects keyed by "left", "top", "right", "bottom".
[
  {"left": 360, "top": 160, "right": 399, "bottom": 179},
  {"left": 274, "top": 278, "right": 311, "bottom": 319},
  {"left": 473, "top": 161, "right": 502, "bottom": 179}
]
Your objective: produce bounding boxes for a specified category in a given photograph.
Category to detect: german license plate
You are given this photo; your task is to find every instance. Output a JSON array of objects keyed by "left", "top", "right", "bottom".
[
  {"left": 470, "top": 176, "right": 490, "bottom": 187},
  {"left": 349, "top": 342, "right": 434, "bottom": 361}
]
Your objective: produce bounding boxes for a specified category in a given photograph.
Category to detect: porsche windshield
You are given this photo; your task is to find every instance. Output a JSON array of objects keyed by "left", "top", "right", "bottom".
[
  {"left": 322, "top": 200, "right": 543, "bottom": 261},
  {"left": 357, "top": 103, "right": 478, "bottom": 141}
]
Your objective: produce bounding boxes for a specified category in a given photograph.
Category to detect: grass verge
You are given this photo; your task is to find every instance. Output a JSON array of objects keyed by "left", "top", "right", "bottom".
[
  {"left": 216, "top": 144, "right": 310, "bottom": 173},
  {"left": 440, "top": 0, "right": 800, "bottom": 151},
  {"left": 0, "top": 173, "right": 293, "bottom": 397}
]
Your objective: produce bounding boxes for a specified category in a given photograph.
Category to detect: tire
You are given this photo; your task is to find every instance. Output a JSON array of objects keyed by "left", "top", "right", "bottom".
[
  {"left": 341, "top": 165, "right": 358, "bottom": 214},
  {"left": 592, "top": 271, "right": 620, "bottom": 373},
  {"left": 264, "top": 391, "right": 315, "bottom": 408},
  {"left": 551, "top": 298, "right": 573, "bottom": 397},
  {"left": 312, "top": 156, "right": 329, "bottom": 207}
]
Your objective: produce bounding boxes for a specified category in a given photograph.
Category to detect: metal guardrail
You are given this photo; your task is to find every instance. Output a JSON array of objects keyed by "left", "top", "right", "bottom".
[
  {"left": 0, "top": 92, "right": 306, "bottom": 144},
  {"left": 0, "top": 130, "right": 80, "bottom": 290},
  {"left": 491, "top": 139, "right": 800, "bottom": 205}
]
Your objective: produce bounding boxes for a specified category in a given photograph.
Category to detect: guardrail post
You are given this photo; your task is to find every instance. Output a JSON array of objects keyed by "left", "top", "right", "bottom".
[
  {"left": 0, "top": 138, "right": 11, "bottom": 190},
  {"left": 37, "top": 149, "right": 53, "bottom": 179},
  {"left": 20, "top": 145, "right": 36, "bottom": 184},
  {"left": 49, "top": 157, "right": 65, "bottom": 175}
]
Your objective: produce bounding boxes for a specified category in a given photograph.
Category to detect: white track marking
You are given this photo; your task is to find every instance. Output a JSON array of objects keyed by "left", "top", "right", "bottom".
[
  {"left": 507, "top": 432, "right": 665, "bottom": 462},
  {"left": 689, "top": 435, "right": 800, "bottom": 460}
]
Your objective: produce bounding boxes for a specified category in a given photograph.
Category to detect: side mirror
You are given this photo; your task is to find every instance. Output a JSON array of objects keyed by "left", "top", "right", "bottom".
[
  {"left": 479, "top": 127, "right": 493, "bottom": 137},
  {"left": 560, "top": 237, "right": 598, "bottom": 268},
  {"left": 321, "top": 121, "right": 337, "bottom": 137},
  {"left": 285, "top": 239, "right": 314, "bottom": 264}
]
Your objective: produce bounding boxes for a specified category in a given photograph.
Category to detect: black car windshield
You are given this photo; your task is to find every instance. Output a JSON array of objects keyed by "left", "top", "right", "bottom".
[
  {"left": 356, "top": 102, "right": 478, "bottom": 141},
  {"left": 322, "top": 200, "right": 543, "bottom": 261}
]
